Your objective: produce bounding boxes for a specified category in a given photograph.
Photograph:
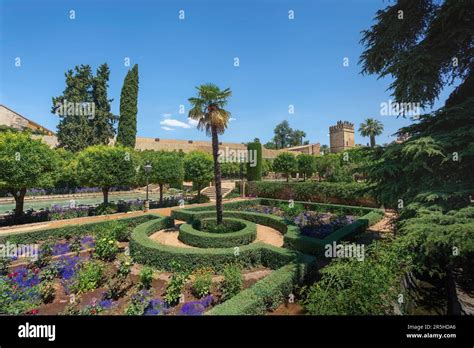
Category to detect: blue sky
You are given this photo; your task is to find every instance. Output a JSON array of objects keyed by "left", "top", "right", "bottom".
[{"left": 0, "top": 0, "right": 454, "bottom": 146}]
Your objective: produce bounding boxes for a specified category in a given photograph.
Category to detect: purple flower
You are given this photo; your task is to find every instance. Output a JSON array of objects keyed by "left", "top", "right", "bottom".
[{"left": 179, "top": 295, "right": 213, "bottom": 316}]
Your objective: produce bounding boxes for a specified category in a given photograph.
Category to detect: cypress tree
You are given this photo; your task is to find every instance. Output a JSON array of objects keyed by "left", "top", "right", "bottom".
[
  {"left": 246, "top": 142, "right": 262, "bottom": 181},
  {"left": 117, "top": 64, "right": 139, "bottom": 148},
  {"left": 91, "top": 63, "right": 116, "bottom": 145}
]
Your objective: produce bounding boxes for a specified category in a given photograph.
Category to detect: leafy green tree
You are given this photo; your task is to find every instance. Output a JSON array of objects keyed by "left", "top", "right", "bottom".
[
  {"left": 76, "top": 145, "right": 138, "bottom": 204},
  {"left": 91, "top": 63, "right": 116, "bottom": 145},
  {"left": 140, "top": 151, "right": 184, "bottom": 205},
  {"left": 290, "top": 130, "right": 308, "bottom": 147},
  {"left": 55, "top": 148, "right": 79, "bottom": 191},
  {"left": 0, "top": 132, "right": 58, "bottom": 218},
  {"left": 360, "top": 0, "right": 474, "bottom": 207},
  {"left": 296, "top": 153, "right": 315, "bottom": 181},
  {"left": 188, "top": 84, "right": 232, "bottom": 224},
  {"left": 320, "top": 144, "right": 330, "bottom": 155},
  {"left": 52, "top": 65, "right": 94, "bottom": 152},
  {"left": 184, "top": 151, "right": 214, "bottom": 198},
  {"left": 273, "top": 152, "right": 297, "bottom": 182},
  {"left": 117, "top": 64, "right": 139, "bottom": 148},
  {"left": 358, "top": 118, "right": 384, "bottom": 147}
]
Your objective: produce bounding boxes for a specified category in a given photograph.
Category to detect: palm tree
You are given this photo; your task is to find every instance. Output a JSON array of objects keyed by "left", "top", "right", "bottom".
[
  {"left": 188, "top": 83, "right": 232, "bottom": 224},
  {"left": 358, "top": 118, "right": 384, "bottom": 147}
]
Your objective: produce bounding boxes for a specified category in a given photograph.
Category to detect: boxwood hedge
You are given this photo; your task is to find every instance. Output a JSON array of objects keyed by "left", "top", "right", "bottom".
[
  {"left": 178, "top": 218, "right": 257, "bottom": 248},
  {"left": 0, "top": 214, "right": 159, "bottom": 244},
  {"left": 206, "top": 260, "right": 314, "bottom": 315},
  {"left": 129, "top": 217, "right": 305, "bottom": 272},
  {"left": 170, "top": 198, "right": 384, "bottom": 256}
]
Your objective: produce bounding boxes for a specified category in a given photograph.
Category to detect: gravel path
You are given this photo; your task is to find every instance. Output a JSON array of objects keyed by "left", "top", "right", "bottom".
[{"left": 148, "top": 223, "right": 284, "bottom": 249}]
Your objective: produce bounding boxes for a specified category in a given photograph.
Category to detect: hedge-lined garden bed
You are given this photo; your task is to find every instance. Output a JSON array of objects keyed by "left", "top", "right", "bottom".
[
  {"left": 170, "top": 198, "right": 384, "bottom": 256},
  {"left": 0, "top": 214, "right": 160, "bottom": 245},
  {"left": 179, "top": 218, "right": 257, "bottom": 248},
  {"left": 129, "top": 217, "right": 301, "bottom": 272},
  {"left": 246, "top": 181, "right": 378, "bottom": 207}
]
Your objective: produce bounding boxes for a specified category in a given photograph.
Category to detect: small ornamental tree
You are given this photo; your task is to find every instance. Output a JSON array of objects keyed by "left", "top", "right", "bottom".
[
  {"left": 273, "top": 152, "right": 297, "bottom": 182},
  {"left": 140, "top": 151, "right": 184, "bottom": 205},
  {"left": 0, "top": 132, "right": 58, "bottom": 218},
  {"left": 76, "top": 145, "right": 138, "bottom": 204},
  {"left": 246, "top": 142, "right": 262, "bottom": 181},
  {"left": 297, "top": 153, "right": 315, "bottom": 181},
  {"left": 184, "top": 151, "right": 213, "bottom": 197}
]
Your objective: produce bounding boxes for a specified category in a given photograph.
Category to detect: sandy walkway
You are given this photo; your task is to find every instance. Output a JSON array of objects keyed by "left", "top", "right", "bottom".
[
  {"left": 0, "top": 198, "right": 252, "bottom": 235},
  {"left": 148, "top": 223, "right": 284, "bottom": 249}
]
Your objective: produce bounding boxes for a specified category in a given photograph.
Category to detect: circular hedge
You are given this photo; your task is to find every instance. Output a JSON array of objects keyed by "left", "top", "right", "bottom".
[
  {"left": 193, "top": 218, "right": 246, "bottom": 233},
  {"left": 178, "top": 217, "right": 257, "bottom": 248}
]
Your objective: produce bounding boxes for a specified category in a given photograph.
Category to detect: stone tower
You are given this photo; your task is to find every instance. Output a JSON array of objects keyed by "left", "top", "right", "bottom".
[{"left": 329, "top": 121, "right": 355, "bottom": 153}]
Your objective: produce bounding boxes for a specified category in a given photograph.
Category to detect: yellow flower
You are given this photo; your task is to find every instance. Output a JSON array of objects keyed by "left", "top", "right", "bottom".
[{"left": 108, "top": 240, "right": 114, "bottom": 244}]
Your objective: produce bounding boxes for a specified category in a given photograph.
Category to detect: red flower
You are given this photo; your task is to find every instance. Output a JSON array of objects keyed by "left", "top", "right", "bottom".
[
  {"left": 91, "top": 309, "right": 96, "bottom": 314},
  {"left": 28, "top": 309, "right": 39, "bottom": 315},
  {"left": 33, "top": 268, "right": 40, "bottom": 274}
]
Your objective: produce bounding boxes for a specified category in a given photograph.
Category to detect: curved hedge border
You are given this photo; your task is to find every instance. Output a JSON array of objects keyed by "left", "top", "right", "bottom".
[
  {"left": 0, "top": 214, "right": 160, "bottom": 244},
  {"left": 179, "top": 218, "right": 257, "bottom": 248},
  {"left": 170, "top": 199, "right": 385, "bottom": 256},
  {"left": 129, "top": 217, "right": 305, "bottom": 272},
  {"left": 206, "top": 261, "right": 312, "bottom": 315}
]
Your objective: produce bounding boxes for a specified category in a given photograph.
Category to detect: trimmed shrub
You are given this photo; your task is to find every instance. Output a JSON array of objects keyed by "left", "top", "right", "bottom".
[
  {"left": 246, "top": 181, "right": 377, "bottom": 207},
  {"left": 246, "top": 142, "right": 262, "bottom": 181},
  {"left": 129, "top": 217, "right": 300, "bottom": 272},
  {"left": 179, "top": 218, "right": 257, "bottom": 248},
  {"left": 0, "top": 214, "right": 159, "bottom": 245},
  {"left": 207, "top": 261, "right": 313, "bottom": 315}
]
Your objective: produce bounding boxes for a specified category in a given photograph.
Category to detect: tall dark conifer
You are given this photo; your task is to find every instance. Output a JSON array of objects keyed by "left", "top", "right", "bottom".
[
  {"left": 117, "top": 64, "right": 139, "bottom": 148},
  {"left": 91, "top": 63, "right": 116, "bottom": 145},
  {"left": 52, "top": 65, "right": 94, "bottom": 152}
]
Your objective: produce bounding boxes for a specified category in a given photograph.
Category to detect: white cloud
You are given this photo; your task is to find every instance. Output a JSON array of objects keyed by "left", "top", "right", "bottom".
[
  {"left": 161, "top": 126, "right": 174, "bottom": 131},
  {"left": 187, "top": 118, "right": 199, "bottom": 126},
  {"left": 229, "top": 117, "right": 236, "bottom": 121},
  {"left": 162, "top": 113, "right": 172, "bottom": 118},
  {"left": 160, "top": 119, "right": 191, "bottom": 129}
]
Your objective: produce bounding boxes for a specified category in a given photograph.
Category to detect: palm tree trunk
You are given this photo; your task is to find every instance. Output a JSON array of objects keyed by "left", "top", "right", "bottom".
[
  {"left": 211, "top": 125, "right": 223, "bottom": 224},
  {"left": 370, "top": 135, "right": 376, "bottom": 147},
  {"left": 159, "top": 183, "right": 164, "bottom": 205}
]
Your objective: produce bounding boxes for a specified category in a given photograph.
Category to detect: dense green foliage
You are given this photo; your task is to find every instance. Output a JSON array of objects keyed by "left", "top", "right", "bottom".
[
  {"left": 116, "top": 64, "right": 139, "bottom": 148},
  {"left": 246, "top": 142, "right": 262, "bottom": 181},
  {"left": 0, "top": 132, "right": 59, "bottom": 217},
  {"left": 184, "top": 151, "right": 214, "bottom": 196},
  {"left": 264, "top": 120, "right": 309, "bottom": 149},
  {"left": 246, "top": 181, "right": 376, "bottom": 206},
  {"left": 52, "top": 64, "right": 116, "bottom": 152},
  {"left": 296, "top": 153, "right": 315, "bottom": 181},
  {"left": 76, "top": 145, "right": 138, "bottom": 204},
  {"left": 219, "top": 264, "right": 243, "bottom": 302},
  {"left": 272, "top": 153, "right": 297, "bottom": 182},
  {"left": 303, "top": 242, "right": 411, "bottom": 315},
  {"left": 208, "top": 261, "right": 314, "bottom": 315},
  {"left": 179, "top": 218, "right": 256, "bottom": 248},
  {"left": 0, "top": 214, "right": 158, "bottom": 245}
]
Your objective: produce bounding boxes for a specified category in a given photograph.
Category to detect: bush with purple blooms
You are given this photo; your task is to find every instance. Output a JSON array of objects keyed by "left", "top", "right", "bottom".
[
  {"left": 294, "top": 211, "right": 356, "bottom": 239},
  {"left": 179, "top": 295, "right": 213, "bottom": 315}
]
